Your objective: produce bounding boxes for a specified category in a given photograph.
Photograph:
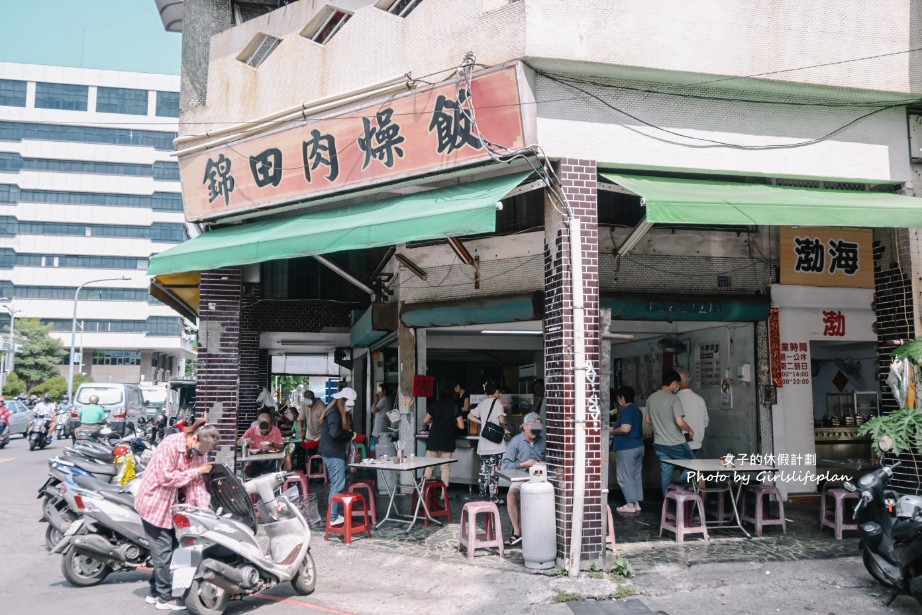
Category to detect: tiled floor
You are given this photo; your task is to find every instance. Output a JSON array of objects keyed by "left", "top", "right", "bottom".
[{"left": 308, "top": 478, "right": 860, "bottom": 573}]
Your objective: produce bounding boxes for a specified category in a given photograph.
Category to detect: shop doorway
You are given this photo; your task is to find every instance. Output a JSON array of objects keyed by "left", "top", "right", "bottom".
[{"left": 810, "top": 340, "right": 880, "bottom": 478}]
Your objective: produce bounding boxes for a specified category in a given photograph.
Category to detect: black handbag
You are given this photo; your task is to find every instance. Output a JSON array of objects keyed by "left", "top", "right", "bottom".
[{"left": 480, "top": 399, "right": 505, "bottom": 444}]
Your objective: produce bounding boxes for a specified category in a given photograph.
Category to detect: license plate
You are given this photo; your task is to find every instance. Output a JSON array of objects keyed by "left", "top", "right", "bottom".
[
  {"left": 170, "top": 546, "right": 202, "bottom": 593},
  {"left": 64, "top": 519, "right": 83, "bottom": 537},
  {"left": 51, "top": 520, "right": 83, "bottom": 553}
]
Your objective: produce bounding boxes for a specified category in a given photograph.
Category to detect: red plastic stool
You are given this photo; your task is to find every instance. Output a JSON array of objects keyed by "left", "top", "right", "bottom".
[
  {"left": 283, "top": 471, "right": 309, "bottom": 499},
  {"left": 324, "top": 493, "right": 372, "bottom": 545},
  {"left": 820, "top": 487, "right": 859, "bottom": 540},
  {"left": 306, "top": 455, "right": 328, "bottom": 483},
  {"left": 458, "top": 501, "right": 503, "bottom": 559},
  {"left": 660, "top": 489, "right": 709, "bottom": 543},
  {"left": 412, "top": 479, "right": 451, "bottom": 526},
  {"left": 741, "top": 484, "right": 787, "bottom": 536},
  {"left": 347, "top": 479, "right": 379, "bottom": 525}
]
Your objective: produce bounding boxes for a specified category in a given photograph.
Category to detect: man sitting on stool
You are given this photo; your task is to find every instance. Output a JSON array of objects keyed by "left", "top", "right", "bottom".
[
  {"left": 238, "top": 420, "right": 284, "bottom": 477},
  {"left": 501, "top": 412, "right": 546, "bottom": 547}
]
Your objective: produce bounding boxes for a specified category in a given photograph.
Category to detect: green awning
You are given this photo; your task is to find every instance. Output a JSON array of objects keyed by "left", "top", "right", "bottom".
[
  {"left": 148, "top": 171, "right": 530, "bottom": 276},
  {"left": 599, "top": 173, "right": 922, "bottom": 227}
]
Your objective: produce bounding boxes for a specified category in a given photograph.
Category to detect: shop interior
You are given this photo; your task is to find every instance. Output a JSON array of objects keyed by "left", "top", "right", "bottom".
[{"left": 810, "top": 340, "right": 881, "bottom": 477}]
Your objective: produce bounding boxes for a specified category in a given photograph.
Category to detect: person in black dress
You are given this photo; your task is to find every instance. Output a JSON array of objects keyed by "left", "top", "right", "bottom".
[{"left": 423, "top": 382, "right": 465, "bottom": 486}]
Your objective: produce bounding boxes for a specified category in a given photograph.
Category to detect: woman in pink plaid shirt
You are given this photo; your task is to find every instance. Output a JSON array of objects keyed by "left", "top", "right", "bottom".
[{"left": 134, "top": 419, "right": 219, "bottom": 611}]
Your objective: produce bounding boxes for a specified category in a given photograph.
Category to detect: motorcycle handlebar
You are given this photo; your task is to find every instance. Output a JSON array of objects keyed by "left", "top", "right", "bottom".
[{"left": 854, "top": 493, "right": 870, "bottom": 515}]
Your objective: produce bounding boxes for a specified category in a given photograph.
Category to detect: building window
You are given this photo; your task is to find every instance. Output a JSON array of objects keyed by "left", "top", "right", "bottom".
[
  {"left": 92, "top": 350, "right": 142, "bottom": 366},
  {"left": 0, "top": 216, "right": 16, "bottom": 237},
  {"left": 152, "top": 192, "right": 183, "bottom": 212},
  {"left": 301, "top": 9, "right": 351, "bottom": 44},
  {"left": 238, "top": 33, "right": 282, "bottom": 68},
  {"left": 97, "top": 87, "right": 149, "bottom": 115},
  {"left": 0, "top": 249, "right": 16, "bottom": 269},
  {"left": 35, "top": 82, "right": 89, "bottom": 111},
  {"left": 22, "top": 157, "right": 151, "bottom": 177},
  {"left": 0, "top": 153, "right": 22, "bottom": 173},
  {"left": 0, "top": 121, "right": 176, "bottom": 150},
  {"left": 147, "top": 316, "right": 181, "bottom": 336},
  {"left": 150, "top": 222, "right": 187, "bottom": 243},
  {"left": 376, "top": 0, "right": 423, "bottom": 17},
  {"left": 152, "top": 161, "right": 180, "bottom": 181},
  {"left": 155, "top": 91, "right": 180, "bottom": 118},
  {"left": 0, "top": 184, "right": 20, "bottom": 203},
  {"left": 0, "top": 80, "right": 27, "bottom": 107}
]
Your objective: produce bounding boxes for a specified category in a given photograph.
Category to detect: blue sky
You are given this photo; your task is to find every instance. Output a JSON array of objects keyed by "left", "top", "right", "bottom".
[{"left": 0, "top": 0, "right": 181, "bottom": 75}]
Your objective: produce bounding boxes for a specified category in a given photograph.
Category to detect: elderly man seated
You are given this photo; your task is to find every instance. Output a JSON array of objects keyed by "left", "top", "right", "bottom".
[
  {"left": 237, "top": 418, "right": 284, "bottom": 477},
  {"left": 501, "top": 412, "right": 547, "bottom": 547}
]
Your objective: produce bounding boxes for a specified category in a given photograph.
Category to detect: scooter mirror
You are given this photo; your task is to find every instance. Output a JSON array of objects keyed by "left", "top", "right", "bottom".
[
  {"left": 842, "top": 481, "right": 857, "bottom": 492},
  {"left": 879, "top": 435, "right": 894, "bottom": 452}
]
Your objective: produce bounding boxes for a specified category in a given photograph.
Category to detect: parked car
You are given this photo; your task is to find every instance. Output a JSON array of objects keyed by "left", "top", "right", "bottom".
[
  {"left": 70, "top": 383, "right": 145, "bottom": 436},
  {"left": 6, "top": 399, "right": 32, "bottom": 438},
  {"left": 140, "top": 383, "right": 168, "bottom": 417},
  {"left": 167, "top": 379, "right": 196, "bottom": 422}
]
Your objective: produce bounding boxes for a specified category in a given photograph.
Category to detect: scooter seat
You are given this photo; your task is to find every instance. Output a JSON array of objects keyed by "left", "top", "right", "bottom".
[
  {"left": 72, "top": 473, "right": 120, "bottom": 492},
  {"left": 99, "top": 489, "right": 135, "bottom": 508},
  {"left": 73, "top": 448, "right": 114, "bottom": 463},
  {"left": 59, "top": 456, "right": 117, "bottom": 477}
]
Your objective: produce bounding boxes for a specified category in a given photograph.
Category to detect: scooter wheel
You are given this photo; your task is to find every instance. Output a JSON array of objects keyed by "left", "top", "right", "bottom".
[
  {"left": 28, "top": 439, "right": 36, "bottom": 451},
  {"left": 863, "top": 548, "right": 897, "bottom": 588},
  {"left": 60, "top": 547, "right": 111, "bottom": 587},
  {"left": 185, "top": 578, "right": 230, "bottom": 615},
  {"left": 45, "top": 524, "right": 63, "bottom": 550},
  {"left": 291, "top": 551, "right": 316, "bottom": 595}
]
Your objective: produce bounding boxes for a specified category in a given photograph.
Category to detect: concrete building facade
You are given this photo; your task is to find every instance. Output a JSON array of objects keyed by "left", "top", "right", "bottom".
[
  {"left": 153, "top": 0, "right": 922, "bottom": 568},
  {"left": 0, "top": 62, "right": 195, "bottom": 386}
]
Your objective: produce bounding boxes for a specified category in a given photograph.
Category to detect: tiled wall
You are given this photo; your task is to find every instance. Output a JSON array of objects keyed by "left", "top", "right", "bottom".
[{"left": 544, "top": 158, "right": 603, "bottom": 564}]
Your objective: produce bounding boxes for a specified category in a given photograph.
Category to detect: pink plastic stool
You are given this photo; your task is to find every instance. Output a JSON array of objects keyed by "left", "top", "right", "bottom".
[
  {"left": 820, "top": 487, "right": 859, "bottom": 540},
  {"left": 283, "top": 471, "right": 309, "bottom": 499},
  {"left": 306, "top": 455, "right": 328, "bottom": 484},
  {"left": 458, "top": 501, "right": 504, "bottom": 559},
  {"left": 347, "top": 479, "right": 379, "bottom": 525},
  {"left": 741, "top": 484, "right": 787, "bottom": 536},
  {"left": 324, "top": 493, "right": 372, "bottom": 545},
  {"left": 660, "top": 489, "right": 709, "bottom": 543}
]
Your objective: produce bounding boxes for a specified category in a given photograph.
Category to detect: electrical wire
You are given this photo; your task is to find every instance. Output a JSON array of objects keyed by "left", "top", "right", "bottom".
[{"left": 539, "top": 72, "right": 906, "bottom": 150}]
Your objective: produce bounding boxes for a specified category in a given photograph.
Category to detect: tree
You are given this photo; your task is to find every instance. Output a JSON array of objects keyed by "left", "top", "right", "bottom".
[
  {"left": 29, "top": 374, "right": 93, "bottom": 400},
  {"left": 185, "top": 358, "right": 197, "bottom": 379},
  {"left": 3, "top": 372, "right": 25, "bottom": 397},
  {"left": 11, "top": 318, "right": 68, "bottom": 389}
]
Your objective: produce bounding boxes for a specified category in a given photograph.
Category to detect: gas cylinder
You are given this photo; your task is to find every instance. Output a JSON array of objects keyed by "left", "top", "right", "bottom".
[{"left": 521, "top": 464, "right": 556, "bottom": 570}]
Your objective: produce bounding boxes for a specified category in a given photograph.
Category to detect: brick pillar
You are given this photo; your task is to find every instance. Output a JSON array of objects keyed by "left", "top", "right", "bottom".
[
  {"left": 196, "top": 267, "right": 242, "bottom": 446},
  {"left": 238, "top": 281, "right": 261, "bottom": 435},
  {"left": 544, "top": 158, "right": 603, "bottom": 566}
]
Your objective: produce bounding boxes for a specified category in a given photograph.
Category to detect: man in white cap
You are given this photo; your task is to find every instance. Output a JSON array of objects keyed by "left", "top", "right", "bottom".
[
  {"left": 500, "top": 412, "right": 546, "bottom": 547},
  {"left": 320, "top": 387, "right": 356, "bottom": 525}
]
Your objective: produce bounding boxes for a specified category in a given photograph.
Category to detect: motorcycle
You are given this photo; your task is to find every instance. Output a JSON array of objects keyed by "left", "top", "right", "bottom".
[
  {"left": 169, "top": 465, "right": 316, "bottom": 615},
  {"left": 28, "top": 416, "right": 53, "bottom": 451},
  {"left": 51, "top": 481, "right": 149, "bottom": 587},
  {"left": 56, "top": 407, "right": 70, "bottom": 440},
  {"left": 847, "top": 447, "right": 922, "bottom": 606}
]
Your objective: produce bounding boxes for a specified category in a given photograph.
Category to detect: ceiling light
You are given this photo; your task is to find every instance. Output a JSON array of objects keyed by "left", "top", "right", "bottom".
[{"left": 481, "top": 330, "right": 542, "bottom": 335}]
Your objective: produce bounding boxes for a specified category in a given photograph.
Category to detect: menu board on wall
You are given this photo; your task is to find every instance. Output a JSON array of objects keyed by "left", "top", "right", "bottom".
[
  {"left": 696, "top": 342, "right": 721, "bottom": 387},
  {"left": 779, "top": 227, "right": 873, "bottom": 289}
]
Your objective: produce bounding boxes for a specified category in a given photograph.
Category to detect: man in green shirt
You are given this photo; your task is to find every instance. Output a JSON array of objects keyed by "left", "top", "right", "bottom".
[
  {"left": 80, "top": 395, "right": 108, "bottom": 425},
  {"left": 645, "top": 370, "right": 695, "bottom": 495}
]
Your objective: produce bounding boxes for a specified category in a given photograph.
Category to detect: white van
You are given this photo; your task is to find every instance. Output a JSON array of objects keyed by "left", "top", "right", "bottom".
[{"left": 70, "top": 383, "right": 145, "bottom": 435}]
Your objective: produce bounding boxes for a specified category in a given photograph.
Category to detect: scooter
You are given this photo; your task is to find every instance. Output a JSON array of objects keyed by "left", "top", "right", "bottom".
[
  {"left": 0, "top": 422, "right": 9, "bottom": 449},
  {"left": 169, "top": 465, "right": 316, "bottom": 615},
  {"left": 56, "top": 407, "right": 70, "bottom": 440},
  {"left": 847, "top": 449, "right": 922, "bottom": 606},
  {"left": 28, "top": 416, "right": 53, "bottom": 451},
  {"left": 51, "top": 481, "right": 149, "bottom": 587}
]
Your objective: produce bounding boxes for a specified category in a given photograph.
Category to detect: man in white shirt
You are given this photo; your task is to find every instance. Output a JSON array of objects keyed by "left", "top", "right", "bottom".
[{"left": 677, "top": 369, "right": 709, "bottom": 457}]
